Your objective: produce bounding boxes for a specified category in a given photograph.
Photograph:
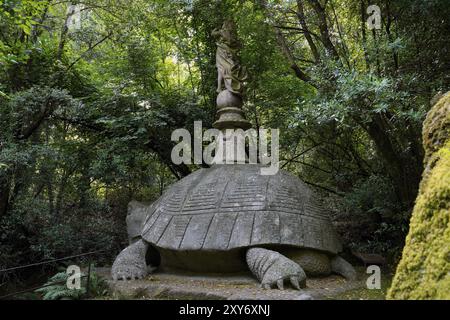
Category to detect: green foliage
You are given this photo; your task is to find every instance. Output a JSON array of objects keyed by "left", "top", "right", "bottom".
[
  {"left": 35, "top": 267, "right": 108, "bottom": 300},
  {"left": 308, "top": 69, "right": 419, "bottom": 126},
  {"left": 0, "top": 0, "right": 50, "bottom": 64},
  {"left": 423, "top": 92, "right": 450, "bottom": 161},
  {"left": 343, "top": 175, "right": 398, "bottom": 217},
  {"left": 35, "top": 271, "right": 86, "bottom": 300},
  {"left": 388, "top": 94, "right": 450, "bottom": 299},
  {"left": 389, "top": 142, "right": 450, "bottom": 299},
  {"left": 0, "top": 0, "right": 448, "bottom": 292},
  {"left": 332, "top": 174, "right": 409, "bottom": 256}
]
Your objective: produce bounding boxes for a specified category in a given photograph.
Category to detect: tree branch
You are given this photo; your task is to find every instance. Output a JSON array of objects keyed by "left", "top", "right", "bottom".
[{"left": 67, "top": 32, "right": 113, "bottom": 71}]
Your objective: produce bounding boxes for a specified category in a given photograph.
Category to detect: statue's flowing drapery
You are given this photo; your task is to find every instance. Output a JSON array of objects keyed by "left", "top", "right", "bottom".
[{"left": 213, "top": 21, "right": 247, "bottom": 95}]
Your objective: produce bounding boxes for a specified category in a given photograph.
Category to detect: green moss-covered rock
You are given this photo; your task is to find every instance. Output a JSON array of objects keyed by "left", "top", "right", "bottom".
[
  {"left": 387, "top": 93, "right": 450, "bottom": 300},
  {"left": 423, "top": 92, "right": 450, "bottom": 163}
]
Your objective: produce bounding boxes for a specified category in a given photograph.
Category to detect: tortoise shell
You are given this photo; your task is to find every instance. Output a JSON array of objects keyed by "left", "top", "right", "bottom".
[{"left": 141, "top": 164, "right": 342, "bottom": 254}]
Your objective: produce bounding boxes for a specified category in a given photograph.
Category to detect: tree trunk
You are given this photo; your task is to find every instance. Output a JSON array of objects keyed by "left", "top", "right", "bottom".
[
  {"left": 307, "top": 0, "right": 340, "bottom": 60},
  {"left": 0, "top": 180, "right": 10, "bottom": 219},
  {"left": 296, "top": 0, "right": 321, "bottom": 62},
  {"left": 364, "top": 114, "right": 418, "bottom": 205}
]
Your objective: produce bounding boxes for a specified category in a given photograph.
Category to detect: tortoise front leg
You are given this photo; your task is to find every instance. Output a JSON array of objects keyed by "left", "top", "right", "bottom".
[
  {"left": 111, "top": 239, "right": 156, "bottom": 281},
  {"left": 246, "top": 248, "right": 306, "bottom": 290}
]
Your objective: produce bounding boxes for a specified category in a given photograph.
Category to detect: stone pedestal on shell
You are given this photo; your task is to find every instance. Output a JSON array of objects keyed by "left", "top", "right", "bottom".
[{"left": 213, "top": 90, "right": 251, "bottom": 131}]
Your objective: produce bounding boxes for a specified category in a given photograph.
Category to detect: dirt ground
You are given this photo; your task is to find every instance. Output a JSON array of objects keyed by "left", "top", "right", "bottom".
[{"left": 100, "top": 267, "right": 390, "bottom": 300}]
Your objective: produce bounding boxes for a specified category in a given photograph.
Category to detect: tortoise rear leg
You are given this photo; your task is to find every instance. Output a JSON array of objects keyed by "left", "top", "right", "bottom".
[
  {"left": 246, "top": 248, "right": 306, "bottom": 290},
  {"left": 111, "top": 239, "right": 158, "bottom": 281},
  {"left": 331, "top": 255, "right": 357, "bottom": 280}
]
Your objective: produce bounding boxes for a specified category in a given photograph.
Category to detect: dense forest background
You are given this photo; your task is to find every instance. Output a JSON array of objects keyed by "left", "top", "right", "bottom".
[{"left": 0, "top": 0, "right": 448, "bottom": 285}]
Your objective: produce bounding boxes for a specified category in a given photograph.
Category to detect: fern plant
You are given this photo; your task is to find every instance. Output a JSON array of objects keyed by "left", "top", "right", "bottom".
[
  {"left": 84, "top": 270, "right": 109, "bottom": 298},
  {"left": 35, "top": 266, "right": 108, "bottom": 300},
  {"left": 35, "top": 271, "right": 86, "bottom": 300}
]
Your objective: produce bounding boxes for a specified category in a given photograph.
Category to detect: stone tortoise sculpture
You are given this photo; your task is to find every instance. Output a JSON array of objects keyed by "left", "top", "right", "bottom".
[{"left": 112, "top": 164, "right": 356, "bottom": 290}]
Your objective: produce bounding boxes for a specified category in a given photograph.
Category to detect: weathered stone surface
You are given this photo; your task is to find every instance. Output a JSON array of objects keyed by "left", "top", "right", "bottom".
[
  {"left": 211, "top": 20, "right": 251, "bottom": 130},
  {"left": 330, "top": 256, "right": 357, "bottom": 281},
  {"left": 112, "top": 240, "right": 153, "bottom": 281},
  {"left": 126, "top": 200, "right": 151, "bottom": 244},
  {"left": 104, "top": 269, "right": 364, "bottom": 300},
  {"left": 212, "top": 20, "right": 247, "bottom": 95},
  {"left": 141, "top": 164, "right": 342, "bottom": 259},
  {"left": 246, "top": 248, "right": 306, "bottom": 290},
  {"left": 111, "top": 17, "right": 356, "bottom": 291},
  {"left": 216, "top": 89, "right": 243, "bottom": 109},
  {"left": 213, "top": 90, "right": 251, "bottom": 130},
  {"left": 284, "top": 249, "right": 331, "bottom": 276},
  {"left": 423, "top": 91, "right": 450, "bottom": 162},
  {"left": 112, "top": 164, "right": 356, "bottom": 287},
  {"left": 388, "top": 92, "right": 450, "bottom": 300}
]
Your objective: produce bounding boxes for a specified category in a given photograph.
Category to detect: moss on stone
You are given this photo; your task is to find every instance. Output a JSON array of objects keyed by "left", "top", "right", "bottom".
[
  {"left": 388, "top": 93, "right": 450, "bottom": 300},
  {"left": 422, "top": 91, "right": 450, "bottom": 163}
]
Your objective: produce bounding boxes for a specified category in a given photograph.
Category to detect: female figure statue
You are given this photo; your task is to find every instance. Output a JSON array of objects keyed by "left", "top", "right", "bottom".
[{"left": 212, "top": 20, "right": 247, "bottom": 95}]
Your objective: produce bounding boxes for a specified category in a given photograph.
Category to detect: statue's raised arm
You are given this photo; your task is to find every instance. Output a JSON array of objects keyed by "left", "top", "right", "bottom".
[{"left": 213, "top": 20, "right": 247, "bottom": 95}]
